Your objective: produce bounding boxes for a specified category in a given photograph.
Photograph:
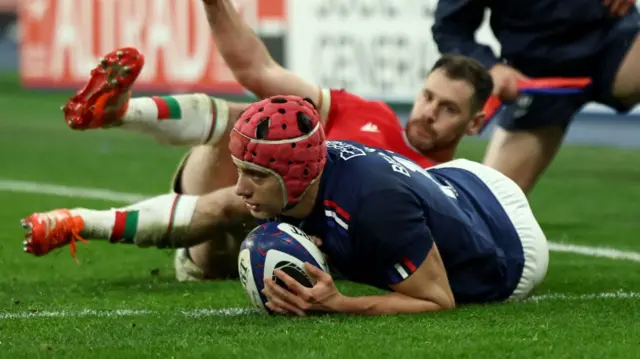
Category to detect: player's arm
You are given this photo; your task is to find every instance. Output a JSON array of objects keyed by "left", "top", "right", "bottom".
[
  {"left": 266, "top": 189, "right": 456, "bottom": 315},
  {"left": 201, "top": 0, "right": 329, "bottom": 120},
  {"left": 334, "top": 190, "right": 456, "bottom": 314},
  {"left": 334, "top": 246, "right": 455, "bottom": 315},
  {"left": 431, "top": 0, "right": 499, "bottom": 69}
]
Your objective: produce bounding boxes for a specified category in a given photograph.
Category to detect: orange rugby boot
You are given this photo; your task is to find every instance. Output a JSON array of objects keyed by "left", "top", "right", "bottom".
[
  {"left": 21, "top": 209, "right": 88, "bottom": 263},
  {"left": 62, "top": 47, "right": 145, "bottom": 130}
]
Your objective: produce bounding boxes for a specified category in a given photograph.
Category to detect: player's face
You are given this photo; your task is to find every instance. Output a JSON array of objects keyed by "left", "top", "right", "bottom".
[
  {"left": 233, "top": 160, "right": 285, "bottom": 219},
  {"left": 406, "top": 69, "right": 484, "bottom": 153}
]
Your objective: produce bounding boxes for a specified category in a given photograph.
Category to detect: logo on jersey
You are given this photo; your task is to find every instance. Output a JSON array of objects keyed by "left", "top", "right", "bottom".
[
  {"left": 389, "top": 257, "right": 418, "bottom": 283},
  {"left": 326, "top": 140, "right": 366, "bottom": 161},
  {"left": 360, "top": 123, "right": 379, "bottom": 132},
  {"left": 323, "top": 200, "right": 350, "bottom": 232},
  {"left": 377, "top": 151, "right": 459, "bottom": 200},
  {"left": 513, "top": 94, "right": 532, "bottom": 119}
]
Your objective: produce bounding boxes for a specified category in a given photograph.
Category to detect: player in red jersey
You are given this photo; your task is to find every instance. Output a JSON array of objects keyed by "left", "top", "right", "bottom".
[
  {"left": 19, "top": 1, "right": 492, "bottom": 281},
  {"left": 201, "top": 0, "right": 493, "bottom": 168},
  {"left": 321, "top": 89, "right": 437, "bottom": 169}
]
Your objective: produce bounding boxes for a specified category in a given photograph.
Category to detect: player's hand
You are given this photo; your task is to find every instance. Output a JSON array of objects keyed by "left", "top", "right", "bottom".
[
  {"left": 488, "top": 64, "right": 529, "bottom": 102},
  {"left": 309, "top": 235, "right": 323, "bottom": 247},
  {"left": 262, "top": 262, "right": 343, "bottom": 316},
  {"left": 602, "top": 0, "right": 635, "bottom": 17}
]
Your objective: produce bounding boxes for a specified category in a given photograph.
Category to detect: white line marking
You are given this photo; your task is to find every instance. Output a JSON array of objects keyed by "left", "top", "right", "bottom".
[
  {"left": 548, "top": 242, "right": 640, "bottom": 262},
  {"left": 527, "top": 291, "right": 640, "bottom": 302},
  {"left": 0, "top": 308, "right": 256, "bottom": 320},
  {"left": 1, "top": 291, "right": 637, "bottom": 320},
  {"left": 0, "top": 179, "right": 148, "bottom": 203},
  {"left": 0, "top": 309, "right": 153, "bottom": 319},
  {"left": 181, "top": 308, "right": 255, "bottom": 317},
  {"left": 1, "top": 178, "right": 640, "bottom": 263}
]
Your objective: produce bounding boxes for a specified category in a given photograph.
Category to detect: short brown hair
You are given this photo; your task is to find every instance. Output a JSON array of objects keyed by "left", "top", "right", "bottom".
[{"left": 430, "top": 55, "right": 493, "bottom": 112}]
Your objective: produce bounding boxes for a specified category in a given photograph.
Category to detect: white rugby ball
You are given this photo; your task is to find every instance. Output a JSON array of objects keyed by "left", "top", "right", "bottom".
[{"left": 237, "top": 222, "right": 328, "bottom": 314}]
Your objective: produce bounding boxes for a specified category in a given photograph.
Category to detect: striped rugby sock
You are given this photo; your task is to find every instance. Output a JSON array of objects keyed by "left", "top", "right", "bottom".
[
  {"left": 120, "top": 93, "right": 229, "bottom": 146},
  {"left": 72, "top": 194, "right": 198, "bottom": 248}
]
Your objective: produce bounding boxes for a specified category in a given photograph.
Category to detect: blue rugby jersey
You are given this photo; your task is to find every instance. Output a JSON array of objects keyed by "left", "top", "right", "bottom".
[{"left": 277, "top": 140, "right": 525, "bottom": 304}]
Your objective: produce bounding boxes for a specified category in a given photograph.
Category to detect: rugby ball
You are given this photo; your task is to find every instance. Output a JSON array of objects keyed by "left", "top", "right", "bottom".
[{"left": 237, "top": 222, "right": 329, "bottom": 314}]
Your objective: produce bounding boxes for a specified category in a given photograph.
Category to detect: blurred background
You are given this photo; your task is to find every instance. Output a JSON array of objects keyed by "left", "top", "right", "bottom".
[
  {"left": 1, "top": 0, "right": 639, "bottom": 147},
  {"left": 0, "top": 0, "right": 16, "bottom": 70}
]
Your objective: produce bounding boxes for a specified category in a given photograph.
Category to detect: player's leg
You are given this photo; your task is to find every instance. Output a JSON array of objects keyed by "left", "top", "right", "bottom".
[
  {"left": 55, "top": 47, "right": 251, "bottom": 277},
  {"left": 483, "top": 17, "right": 640, "bottom": 195},
  {"left": 433, "top": 159, "right": 549, "bottom": 300},
  {"left": 482, "top": 86, "right": 588, "bottom": 194},
  {"left": 610, "top": 34, "right": 640, "bottom": 105},
  {"left": 482, "top": 126, "right": 564, "bottom": 194},
  {"left": 63, "top": 47, "right": 246, "bottom": 147},
  {"left": 591, "top": 14, "right": 640, "bottom": 112},
  {"left": 171, "top": 144, "right": 249, "bottom": 281},
  {"left": 21, "top": 183, "right": 252, "bottom": 263}
]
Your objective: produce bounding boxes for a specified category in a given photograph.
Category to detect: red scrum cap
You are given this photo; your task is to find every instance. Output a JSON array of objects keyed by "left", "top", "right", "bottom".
[{"left": 229, "top": 95, "right": 327, "bottom": 208}]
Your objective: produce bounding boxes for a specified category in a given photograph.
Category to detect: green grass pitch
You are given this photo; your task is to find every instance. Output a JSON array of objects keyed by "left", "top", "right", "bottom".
[{"left": 0, "top": 86, "right": 639, "bottom": 358}]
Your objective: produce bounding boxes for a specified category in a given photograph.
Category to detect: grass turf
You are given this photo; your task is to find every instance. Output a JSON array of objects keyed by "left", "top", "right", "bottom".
[{"left": 0, "top": 90, "right": 639, "bottom": 358}]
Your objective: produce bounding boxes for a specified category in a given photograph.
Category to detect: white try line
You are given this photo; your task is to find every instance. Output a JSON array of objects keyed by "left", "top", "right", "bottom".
[
  {"left": 1, "top": 291, "right": 638, "bottom": 320},
  {"left": 0, "top": 307, "right": 255, "bottom": 320},
  {"left": 1, "top": 178, "right": 640, "bottom": 263}
]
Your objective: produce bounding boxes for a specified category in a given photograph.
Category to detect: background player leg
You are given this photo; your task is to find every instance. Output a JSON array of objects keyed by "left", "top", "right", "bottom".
[
  {"left": 481, "top": 89, "right": 587, "bottom": 195},
  {"left": 484, "top": 29, "right": 640, "bottom": 195},
  {"left": 482, "top": 126, "right": 565, "bottom": 194},
  {"left": 611, "top": 35, "right": 640, "bottom": 106}
]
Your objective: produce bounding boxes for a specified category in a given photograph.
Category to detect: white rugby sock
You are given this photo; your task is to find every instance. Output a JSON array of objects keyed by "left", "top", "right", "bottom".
[
  {"left": 71, "top": 194, "right": 198, "bottom": 248},
  {"left": 120, "top": 94, "right": 229, "bottom": 146}
]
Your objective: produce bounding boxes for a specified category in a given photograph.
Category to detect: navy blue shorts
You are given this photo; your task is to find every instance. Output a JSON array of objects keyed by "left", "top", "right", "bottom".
[{"left": 498, "top": 13, "right": 640, "bottom": 131}]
